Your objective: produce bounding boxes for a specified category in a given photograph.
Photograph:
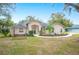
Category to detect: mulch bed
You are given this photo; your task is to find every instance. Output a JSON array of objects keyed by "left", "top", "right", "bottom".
[{"left": 40, "top": 34, "right": 68, "bottom": 36}]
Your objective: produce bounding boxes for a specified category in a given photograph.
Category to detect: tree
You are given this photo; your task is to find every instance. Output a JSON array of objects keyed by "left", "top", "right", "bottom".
[
  {"left": 64, "top": 3, "right": 79, "bottom": 13},
  {"left": 0, "top": 16, "right": 14, "bottom": 27},
  {"left": 5, "top": 16, "right": 14, "bottom": 27},
  {"left": 0, "top": 16, "right": 14, "bottom": 36},
  {"left": 0, "top": 3, "right": 15, "bottom": 34},
  {"left": 1, "top": 28, "right": 10, "bottom": 37},
  {"left": 26, "top": 16, "right": 35, "bottom": 21},
  {"left": 49, "top": 13, "right": 73, "bottom": 28},
  {"left": 0, "top": 3, "right": 15, "bottom": 18},
  {"left": 19, "top": 16, "right": 35, "bottom": 23},
  {"left": 46, "top": 24, "right": 53, "bottom": 33},
  {"left": 19, "top": 16, "right": 41, "bottom": 24}
]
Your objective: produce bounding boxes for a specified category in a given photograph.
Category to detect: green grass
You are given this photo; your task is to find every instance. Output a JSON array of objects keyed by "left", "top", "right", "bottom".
[
  {"left": 62, "top": 32, "right": 69, "bottom": 34},
  {"left": 0, "top": 34, "right": 79, "bottom": 55},
  {"left": 73, "top": 34, "right": 79, "bottom": 37}
]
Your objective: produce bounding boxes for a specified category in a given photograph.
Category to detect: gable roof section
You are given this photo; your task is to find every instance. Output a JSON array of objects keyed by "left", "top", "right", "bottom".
[{"left": 19, "top": 19, "right": 48, "bottom": 27}]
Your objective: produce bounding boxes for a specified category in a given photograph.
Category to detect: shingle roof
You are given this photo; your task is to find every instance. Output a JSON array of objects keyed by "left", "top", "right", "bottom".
[
  {"left": 12, "top": 19, "right": 48, "bottom": 29},
  {"left": 19, "top": 19, "right": 48, "bottom": 27},
  {"left": 12, "top": 24, "right": 26, "bottom": 29}
]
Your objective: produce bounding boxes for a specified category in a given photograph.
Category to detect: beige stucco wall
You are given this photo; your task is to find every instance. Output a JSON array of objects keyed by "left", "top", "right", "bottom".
[
  {"left": 53, "top": 24, "right": 65, "bottom": 34},
  {"left": 15, "top": 28, "right": 26, "bottom": 34},
  {"left": 28, "top": 21, "right": 42, "bottom": 31},
  {"left": 10, "top": 28, "right": 26, "bottom": 36}
]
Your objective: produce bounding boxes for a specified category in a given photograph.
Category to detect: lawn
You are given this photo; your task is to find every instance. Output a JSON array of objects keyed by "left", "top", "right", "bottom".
[{"left": 0, "top": 34, "right": 79, "bottom": 55}]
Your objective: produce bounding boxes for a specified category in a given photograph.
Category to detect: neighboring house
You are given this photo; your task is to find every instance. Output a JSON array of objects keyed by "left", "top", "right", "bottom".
[
  {"left": 10, "top": 20, "right": 47, "bottom": 36},
  {"left": 53, "top": 23, "right": 65, "bottom": 34}
]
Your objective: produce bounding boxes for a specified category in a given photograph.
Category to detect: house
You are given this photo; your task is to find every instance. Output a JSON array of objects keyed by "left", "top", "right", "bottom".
[
  {"left": 10, "top": 19, "right": 65, "bottom": 36},
  {"left": 10, "top": 20, "right": 47, "bottom": 36},
  {"left": 53, "top": 23, "right": 65, "bottom": 34}
]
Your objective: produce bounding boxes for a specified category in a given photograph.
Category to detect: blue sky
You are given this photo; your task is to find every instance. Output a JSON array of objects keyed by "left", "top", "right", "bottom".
[{"left": 11, "top": 3, "right": 79, "bottom": 25}]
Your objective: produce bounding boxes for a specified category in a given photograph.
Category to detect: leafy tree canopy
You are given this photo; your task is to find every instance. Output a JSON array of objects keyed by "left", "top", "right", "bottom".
[
  {"left": 64, "top": 3, "right": 79, "bottom": 13},
  {"left": 0, "top": 16, "right": 14, "bottom": 36},
  {"left": 49, "top": 13, "right": 73, "bottom": 28},
  {"left": 0, "top": 3, "right": 15, "bottom": 18}
]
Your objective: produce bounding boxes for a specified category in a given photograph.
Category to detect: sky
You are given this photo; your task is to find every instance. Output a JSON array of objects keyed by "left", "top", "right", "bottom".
[{"left": 11, "top": 3, "right": 79, "bottom": 25}]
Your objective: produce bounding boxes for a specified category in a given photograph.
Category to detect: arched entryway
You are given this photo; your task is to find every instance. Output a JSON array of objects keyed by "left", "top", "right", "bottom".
[{"left": 31, "top": 25, "right": 39, "bottom": 34}]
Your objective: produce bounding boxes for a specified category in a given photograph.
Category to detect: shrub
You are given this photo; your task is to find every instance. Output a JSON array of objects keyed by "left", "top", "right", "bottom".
[
  {"left": 1, "top": 28, "right": 10, "bottom": 37},
  {"left": 28, "top": 30, "right": 34, "bottom": 36},
  {"left": 8, "top": 33, "right": 12, "bottom": 37}
]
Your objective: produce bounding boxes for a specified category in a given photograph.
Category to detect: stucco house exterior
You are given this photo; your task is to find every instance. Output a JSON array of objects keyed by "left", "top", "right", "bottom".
[
  {"left": 10, "top": 19, "right": 65, "bottom": 36},
  {"left": 53, "top": 23, "right": 65, "bottom": 34},
  {"left": 10, "top": 20, "right": 47, "bottom": 36}
]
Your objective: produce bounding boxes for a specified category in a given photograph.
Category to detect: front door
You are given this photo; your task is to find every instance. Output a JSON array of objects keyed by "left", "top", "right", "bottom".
[{"left": 31, "top": 25, "right": 39, "bottom": 34}]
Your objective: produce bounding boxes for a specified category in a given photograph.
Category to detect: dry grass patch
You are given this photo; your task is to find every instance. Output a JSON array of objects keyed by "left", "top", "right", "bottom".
[{"left": 0, "top": 35, "right": 79, "bottom": 55}]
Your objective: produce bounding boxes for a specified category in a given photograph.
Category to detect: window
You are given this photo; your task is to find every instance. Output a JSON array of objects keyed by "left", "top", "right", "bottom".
[{"left": 19, "top": 28, "right": 23, "bottom": 32}]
